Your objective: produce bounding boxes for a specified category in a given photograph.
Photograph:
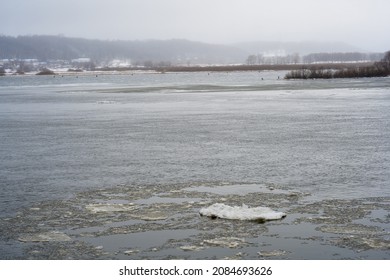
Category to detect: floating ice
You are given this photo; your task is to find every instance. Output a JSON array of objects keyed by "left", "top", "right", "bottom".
[
  {"left": 199, "top": 203, "right": 286, "bottom": 222},
  {"left": 185, "top": 184, "right": 290, "bottom": 195},
  {"left": 86, "top": 203, "right": 138, "bottom": 213},
  {"left": 360, "top": 237, "right": 390, "bottom": 249},
  {"left": 123, "top": 249, "right": 140, "bottom": 255},
  {"left": 18, "top": 231, "right": 72, "bottom": 242},
  {"left": 179, "top": 245, "right": 205, "bottom": 251},
  {"left": 258, "top": 250, "right": 289, "bottom": 257},
  {"left": 318, "top": 225, "right": 384, "bottom": 236},
  {"left": 132, "top": 211, "right": 168, "bottom": 221},
  {"left": 203, "top": 237, "right": 246, "bottom": 248}
]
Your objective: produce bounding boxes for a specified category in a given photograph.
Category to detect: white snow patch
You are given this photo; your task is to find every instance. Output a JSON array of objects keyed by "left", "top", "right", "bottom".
[{"left": 199, "top": 203, "right": 286, "bottom": 222}]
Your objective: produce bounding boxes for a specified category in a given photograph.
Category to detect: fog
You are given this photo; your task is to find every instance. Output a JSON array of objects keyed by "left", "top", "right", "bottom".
[{"left": 1, "top": 0, "right": 389, "bottom": 52}]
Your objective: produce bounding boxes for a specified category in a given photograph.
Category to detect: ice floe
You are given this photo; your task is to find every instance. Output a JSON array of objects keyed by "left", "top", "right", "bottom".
[
  {"left": 3, "top": 182, "right": 388, "bottom": 260},
  {"left": 132, "top": 211, "right": 168, "bottom": 221},
  {"left": 185, "top": 184, "right": 290, "bottom": 196},
  {"left": 360, "top": 237, "right": 390, "bottom": 249},
  {"left": 123, "top": 249, "right": 140, "bottom": 255},
  {"left": 179, "top": 245, "right": 205, "bottom": 251},
  {"left": 317, "top": 224, "right": 385, "bottom": 236},
  {"left": 258, "top": 250, "right": 289, "bottom": 257},
  {"left": 86, "top": 203, "right": 138, "bottom": 213},
  {"left": 203, "top": 237, "right": 246, "bottom": 248},
  {"left": 18, "top": 231, "right": 72, "bottom": 242},
  {"left": 199, "top": 203, "right": 286, "bottom": 222}
]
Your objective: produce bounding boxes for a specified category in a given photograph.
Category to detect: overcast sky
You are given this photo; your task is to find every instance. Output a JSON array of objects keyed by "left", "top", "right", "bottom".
[{"left": 1, "top": 0, "right": 389, "bottom": 52}]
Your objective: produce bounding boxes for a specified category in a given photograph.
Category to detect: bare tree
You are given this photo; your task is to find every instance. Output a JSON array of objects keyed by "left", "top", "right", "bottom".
[
  {"left": 246, "top": 55, "right": 257, "bottom": 65},
  {"left": 382, "top": 51, "right": 390, "bottom": 67}
]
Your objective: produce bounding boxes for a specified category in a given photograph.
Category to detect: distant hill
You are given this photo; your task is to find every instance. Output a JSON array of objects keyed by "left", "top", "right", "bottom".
[
  {"left": 0, "top": 35, "right": 246, "bottom": 65},
  {"left": 0, "top": 35, "right": 382, "bottom": 67}
]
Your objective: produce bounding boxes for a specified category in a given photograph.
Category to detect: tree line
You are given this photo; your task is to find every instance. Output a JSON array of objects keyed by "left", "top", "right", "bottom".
[
  {"left": 246, "top": 52, "right": 384, "bottom": 65},
  {"left": 284, "top": 51, "right": 390, "bottom": 79}
]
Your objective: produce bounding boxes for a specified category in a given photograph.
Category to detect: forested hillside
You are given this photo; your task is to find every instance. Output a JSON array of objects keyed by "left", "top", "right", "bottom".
[{"left": 0, "top": 35, "right": 246, "bottom": 65}]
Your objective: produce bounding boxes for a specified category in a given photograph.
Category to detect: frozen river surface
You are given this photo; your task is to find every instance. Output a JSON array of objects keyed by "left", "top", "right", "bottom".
[{"left": 0, "top": 71, "right": 389, "bottom": 259}]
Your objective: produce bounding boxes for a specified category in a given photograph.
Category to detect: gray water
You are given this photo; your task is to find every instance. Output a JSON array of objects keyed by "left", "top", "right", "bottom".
[{"left": 1, "top": 71, "right": 389, "bottom": 259}]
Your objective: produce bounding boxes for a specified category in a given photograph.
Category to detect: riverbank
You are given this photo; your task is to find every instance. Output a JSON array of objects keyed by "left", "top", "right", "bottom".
[{"left": 0, "top": 62, "right": 376, "bottom": 76}]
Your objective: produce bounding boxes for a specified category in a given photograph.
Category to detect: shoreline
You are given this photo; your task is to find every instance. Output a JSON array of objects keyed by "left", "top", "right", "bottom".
[{"left": 0, "top": 62, "right": 376, "bottom": 77}]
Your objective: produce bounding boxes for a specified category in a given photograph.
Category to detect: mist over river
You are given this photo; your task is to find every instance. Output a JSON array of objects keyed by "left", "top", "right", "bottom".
[{"left": 1, "top": 71, "right": 389, "bottom": 259}]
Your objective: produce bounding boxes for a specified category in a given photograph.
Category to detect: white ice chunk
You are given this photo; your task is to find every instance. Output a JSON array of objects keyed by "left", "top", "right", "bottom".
[
  {"left": 179, "top": 245, "right": 205, "bottom": 251},
  {"left": 123, "top": 249, "right": 140, "bottom": 255},
  {"left": 199, "top": 203, "right": 286, "bottom": 222}
]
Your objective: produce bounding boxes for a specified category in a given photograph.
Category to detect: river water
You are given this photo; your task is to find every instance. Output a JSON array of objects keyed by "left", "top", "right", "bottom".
[{"left": 0, "top": 71, "right": 389, "bottom": 259}]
